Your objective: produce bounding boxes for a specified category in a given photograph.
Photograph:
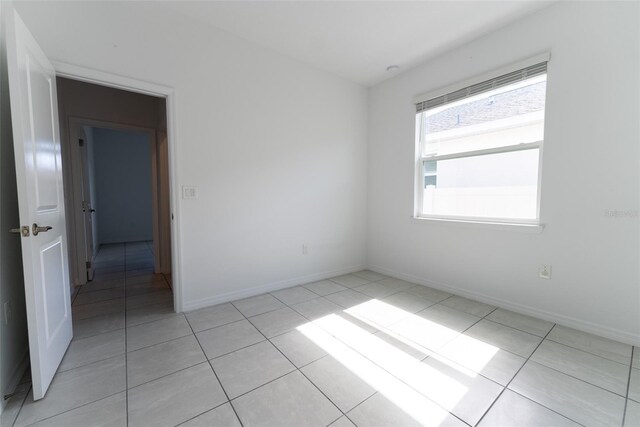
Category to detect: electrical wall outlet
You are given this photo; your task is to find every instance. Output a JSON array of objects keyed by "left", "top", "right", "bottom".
[{"left": 539, "top": 264, "right": 552, "bottom": 280}]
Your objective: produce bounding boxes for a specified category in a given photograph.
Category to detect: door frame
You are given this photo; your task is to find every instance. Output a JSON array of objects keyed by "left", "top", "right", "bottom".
[
  {"left": 53, "top": 61, "right": 184, "bottom": 313},
  {"left": 67, "top": 117, "right": 163, "bottom": 276}
]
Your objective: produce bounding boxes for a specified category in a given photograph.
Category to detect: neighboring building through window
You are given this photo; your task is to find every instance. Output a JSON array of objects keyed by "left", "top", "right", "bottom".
[{"left": 415, "top": 59, "right": 548, "bottom": 223}]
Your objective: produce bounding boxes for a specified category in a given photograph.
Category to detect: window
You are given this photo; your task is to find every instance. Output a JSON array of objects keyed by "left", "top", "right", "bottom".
[{"left": 414, "top": 59, "right": 548, "bottom": 224}]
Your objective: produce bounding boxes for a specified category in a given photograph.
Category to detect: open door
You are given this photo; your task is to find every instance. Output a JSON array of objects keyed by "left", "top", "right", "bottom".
[
  {"left": 5, "top": 7, "right": 72, "bottom": 399},
  {"left": 72, "top": 124, "right": 96, "bottom": 281},
  {"left": 78, "top": 130, "right": 96, "bottom": 281}
]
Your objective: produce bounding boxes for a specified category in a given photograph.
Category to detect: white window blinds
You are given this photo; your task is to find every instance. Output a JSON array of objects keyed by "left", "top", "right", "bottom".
[{"left": 416, "top": 61, "right": 548, "bottom": 113}]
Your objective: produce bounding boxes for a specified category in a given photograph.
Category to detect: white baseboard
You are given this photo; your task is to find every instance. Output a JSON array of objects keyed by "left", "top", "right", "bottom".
[
  {"left": 182, "top": 264, "right": 366, "bottom": 312},
  {"left": 0, "top": 349, "right": 29, "bottom": 415},
  {"left": 368, "top": 264, "right": 640, "bottom": 347}
]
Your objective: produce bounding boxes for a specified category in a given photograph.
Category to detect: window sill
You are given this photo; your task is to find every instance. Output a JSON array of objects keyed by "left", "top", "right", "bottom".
[{"left": 411, "top": 216, "right": 545, "bottom": 233}]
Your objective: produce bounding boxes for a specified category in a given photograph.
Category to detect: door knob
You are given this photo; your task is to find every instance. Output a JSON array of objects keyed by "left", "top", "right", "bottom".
[
  {"left": 10, "top": 226, "right": 30, "bottom": 237},
  {"left": 32, "top": 224, "right": 52, "bottom": 236}
]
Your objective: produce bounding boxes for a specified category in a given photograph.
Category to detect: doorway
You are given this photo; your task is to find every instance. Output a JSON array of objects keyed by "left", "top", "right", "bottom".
[
  {"left": 2, "top": 6, "right": 182, "bottom": 403},
  {"left": 56, "top": 77, "right": 173, "bottom": 306},
  {"left": 69, "top": 121, "right": 172, "bottom": 280}
]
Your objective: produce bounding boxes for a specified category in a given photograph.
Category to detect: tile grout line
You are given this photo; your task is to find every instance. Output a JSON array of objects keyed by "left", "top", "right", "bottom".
[
  {"left": 483, "top": 316, "right": 556, "bottom": 339},
  {"left": 269, "top": 292, "right": 321, "bottom": 308},
  {"left": 502, "top": 390, "right": 585, "bottom": 427},
  {"left": 71, "top": 284, "right": 81, "bottom": 305},
  {"left": 342, "top": 391, "right": 378, "bottom": 426},
  {"left": 124, "top": 243, "right": 129, "bottom": 427},
  {"left": 74, "top": 283, "right": 166, "bottom": 305},
  {"left": 8, "top": 383, "right": 31, "bottom": 427},
  {"left": 56, "top": 345, "right": 126, "bottom": 375},
  {"left": 125, "top": 360, "right": 207, "bottom": 393},
  {"left": 416, "top": 304, "right": 626, "bottom": 397},
  {"left": 126, "top": 331, "right": 196, "bottom": 355},
  {"left": 230, "top": 281, "right": 377, "bottom": 320},
  {"left": 13, "top": 389, "right": 126, "bottom": 427},
  {"left": 473, "top": 325, "right": 553, "bottom": 426},
  {"left": 543, "top": 336, "right": 634, "bottom": 367},
  {"left": 241, "top": 320, "right": 349, "bottom": 426},
  {"left": 77, "top": 282, "right": 125, "bottom": 295},
  {"left": 183, "top": 315, "right": 246, "bottom": 427},
  {"left": 229, "top": 300, "right": 353, "bottom": 425},
  {"left": 71, "top": 294, "right": 126, "bottom": 307},
  {"left": 125, "top": 305, "right": 181, "bottom": 328},
  {"left": 232, "top": 274, "right": 381, "bottom": 317},
  {"left": 174, "top": 400, "right": 235, "bottom": 427},
  {"left": 74, "top": 300, "right": 175, "bottom": 341},
  {"left": 622, "top": 346, "right": 635, "bottom": 427},
  {"left": 230, "top": 301, "right": 286, "bottom": 319},
  {"left": 302, "top": 284, "right": 348, "bottom": 298},
  {"left": 473, "top": 325, "right": 586, "bottom": 427},
  {"left": 521, "top": 354, "right": 632, "bottom": 399}
]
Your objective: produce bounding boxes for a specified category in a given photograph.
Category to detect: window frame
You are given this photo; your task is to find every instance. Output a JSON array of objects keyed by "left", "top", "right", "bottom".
[{"left": 413, "top": 55, "right": 549, "bottom": 226}]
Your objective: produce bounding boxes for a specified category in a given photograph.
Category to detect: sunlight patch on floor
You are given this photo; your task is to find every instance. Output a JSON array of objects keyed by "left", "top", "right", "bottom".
[
  {"left": 298, "top": 299, "right": 501, "bottom": 423},
  {"left": 345, "top": 299, "right": 412, "bottom": 327},
  {"left": 436, "top": 333, "right": 500, "bottom": 374},
  {"left": 297, "top": 320, "right": 455, "bottom": 426}
]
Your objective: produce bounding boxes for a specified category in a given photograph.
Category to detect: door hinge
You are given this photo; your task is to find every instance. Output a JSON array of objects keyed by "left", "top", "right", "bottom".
[
  {"left": 86, "top": 261, "right": 92, "bottom": 269},
  {"left": 78, "top": 138, "right": 84, "bottom": 147}
]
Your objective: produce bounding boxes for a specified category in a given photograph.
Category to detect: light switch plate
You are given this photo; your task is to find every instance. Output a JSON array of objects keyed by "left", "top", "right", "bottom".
[
  {"left": 182, "top": 186, "right": 197, "bottom": 200},
  {"left": 539, "top": 264, "right": 552, "bottom": 280}
]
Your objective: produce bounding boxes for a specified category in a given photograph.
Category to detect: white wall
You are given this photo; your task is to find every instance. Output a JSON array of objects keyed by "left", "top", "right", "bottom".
[
  {"left": 14, "top": 2, "right": 368, "bottom": 309},
  {"left": 91, "top": 127, "right": 153, "bottom": 244},
  {"left": 0, "top": 3, "right": 29, "bottom": 407},
  {"left": 367, "top": 1, "right": 640, "bottom": 344}
]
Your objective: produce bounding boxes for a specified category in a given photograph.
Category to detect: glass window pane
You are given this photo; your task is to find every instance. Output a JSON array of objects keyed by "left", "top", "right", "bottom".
[
  {"left": 422, "top": 149, "right": 540, "bottom": 220},
  {"left": 422, "top": 76, "right": 546, "bottom": 157}
]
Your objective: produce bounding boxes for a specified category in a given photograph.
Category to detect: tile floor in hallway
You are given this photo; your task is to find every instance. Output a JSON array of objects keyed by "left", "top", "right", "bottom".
[{"left": 2, "top": 241, "right": 640, "bottom": 427}]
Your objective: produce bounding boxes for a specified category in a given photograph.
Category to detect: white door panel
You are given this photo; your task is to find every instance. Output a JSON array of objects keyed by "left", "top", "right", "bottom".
[
  {"left": 40, "top": 238, "right": 68, "bottom": 342},
  {"left": 6, "top": 7, "right": 72, "bottom": 400},
  {"left": 30, "top": 54, "right": 60, "bottom": 211}
]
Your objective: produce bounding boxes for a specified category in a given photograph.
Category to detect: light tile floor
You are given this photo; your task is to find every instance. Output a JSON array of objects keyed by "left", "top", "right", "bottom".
[{"left": 3, "top": 243, "right": 639, "bottom": 426}]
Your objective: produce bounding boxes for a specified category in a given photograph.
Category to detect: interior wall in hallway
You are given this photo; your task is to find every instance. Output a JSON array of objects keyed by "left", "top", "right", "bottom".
[{"left": 90, "top": 127, "right": 153, "bottom": 244}]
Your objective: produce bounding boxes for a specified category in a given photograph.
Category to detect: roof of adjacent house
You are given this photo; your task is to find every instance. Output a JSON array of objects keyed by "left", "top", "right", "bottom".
[{"left": 426, "top": 81, "right": 546, "bottom": 134}]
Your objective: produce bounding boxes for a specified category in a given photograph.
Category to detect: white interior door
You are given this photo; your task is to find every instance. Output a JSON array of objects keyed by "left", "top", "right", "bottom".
[{"left": 6, "top": 8, "right": 72, "bottom": 400}]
